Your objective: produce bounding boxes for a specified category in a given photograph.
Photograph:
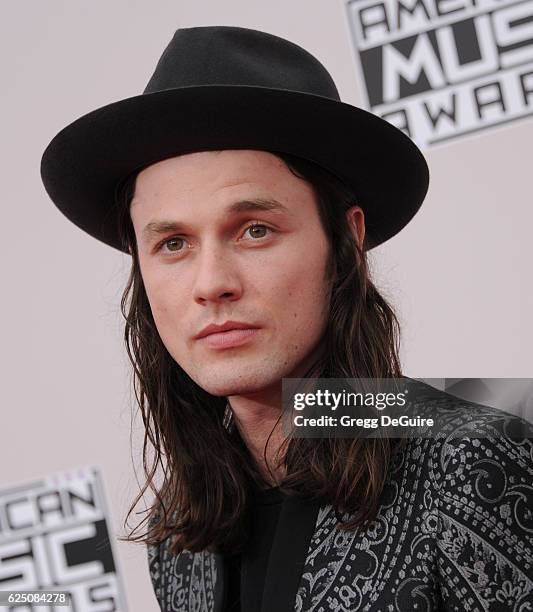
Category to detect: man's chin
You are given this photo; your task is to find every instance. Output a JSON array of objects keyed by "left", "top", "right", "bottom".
[
  {"left": 193, "top": 372, "right": 281, "bottom": 399},
  {"left": 198, "top": 381, "right": 269, "bottom": 398}
]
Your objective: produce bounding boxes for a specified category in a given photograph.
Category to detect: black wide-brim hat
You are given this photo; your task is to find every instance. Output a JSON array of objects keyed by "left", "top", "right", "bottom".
[{"left": 40, "top": 25, "right": 429, "bottom": 253}]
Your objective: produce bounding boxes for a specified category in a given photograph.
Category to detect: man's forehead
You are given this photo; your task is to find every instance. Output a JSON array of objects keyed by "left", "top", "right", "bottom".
[{"left": 130, "top": 149, "right": 313, "bottom": 215}]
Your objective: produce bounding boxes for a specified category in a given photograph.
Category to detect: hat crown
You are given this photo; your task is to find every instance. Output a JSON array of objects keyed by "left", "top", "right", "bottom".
[{"left": 143, "top": 26, "right": 340, "bottom": 100}]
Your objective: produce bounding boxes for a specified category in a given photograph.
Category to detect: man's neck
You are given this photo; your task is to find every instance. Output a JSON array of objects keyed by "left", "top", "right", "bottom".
[
  {"left": 226, "top": 342, "right": 326, "bottom": 485},
  {"left": 227, "top": 386, "right": 287, "bottom": 486}
]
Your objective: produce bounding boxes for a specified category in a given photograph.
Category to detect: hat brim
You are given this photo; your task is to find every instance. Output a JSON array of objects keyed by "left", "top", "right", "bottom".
[{"left": 40, "top": 85, "right": 429, "bottom": 253}]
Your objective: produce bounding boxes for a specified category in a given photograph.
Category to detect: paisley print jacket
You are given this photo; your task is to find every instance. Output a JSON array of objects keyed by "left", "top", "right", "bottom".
[{"left": 146, "top": 382, "right": 533, "bottom": 611}]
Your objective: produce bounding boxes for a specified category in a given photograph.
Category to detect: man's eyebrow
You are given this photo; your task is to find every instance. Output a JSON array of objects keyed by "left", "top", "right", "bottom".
[{"left": 141, "top": 198, "right": 290, "bottom": 242}]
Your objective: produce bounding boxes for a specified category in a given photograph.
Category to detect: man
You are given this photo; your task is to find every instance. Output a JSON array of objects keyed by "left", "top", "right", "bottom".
[{"left": 41, "top": 26, "right": 533, "bottom": 612}]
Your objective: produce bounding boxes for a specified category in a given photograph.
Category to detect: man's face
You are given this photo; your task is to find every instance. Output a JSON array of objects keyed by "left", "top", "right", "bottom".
[{"left": 130, "top": 150, "right": 331, "bottom": 398}]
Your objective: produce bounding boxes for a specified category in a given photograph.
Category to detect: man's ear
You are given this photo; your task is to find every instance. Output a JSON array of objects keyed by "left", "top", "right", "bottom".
[{"left": 346, "top": 205, "right": 365, "bottom": 249}]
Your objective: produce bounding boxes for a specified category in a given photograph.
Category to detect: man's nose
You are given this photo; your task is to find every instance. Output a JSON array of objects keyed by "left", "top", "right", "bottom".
[{"left": 192, "top": 245, "right": 243, "bottom": 305}]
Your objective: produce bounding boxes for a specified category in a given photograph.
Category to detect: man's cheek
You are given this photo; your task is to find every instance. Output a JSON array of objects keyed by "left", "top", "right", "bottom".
[{"left": 151, "top": 305, "right": 177, "bottom": 343}]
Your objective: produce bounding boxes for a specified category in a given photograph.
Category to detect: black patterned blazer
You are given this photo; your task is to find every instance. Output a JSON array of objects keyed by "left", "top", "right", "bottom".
[{"left": 146, "top": 382, "right": 533, "bottom": 611}]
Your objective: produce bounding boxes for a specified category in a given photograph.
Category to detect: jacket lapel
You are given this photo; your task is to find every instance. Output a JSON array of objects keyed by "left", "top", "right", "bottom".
[
  {"left": 156, "top": 499, "right": 322, "bottom": 611},
  {"left": 211, "top": 550, "right": 225, "bottom": 612}
]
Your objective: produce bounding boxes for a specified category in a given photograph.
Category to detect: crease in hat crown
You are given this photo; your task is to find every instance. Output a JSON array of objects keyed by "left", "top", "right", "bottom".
[{"left": 143, "top": 26, "right": 341, "bottom": 100}]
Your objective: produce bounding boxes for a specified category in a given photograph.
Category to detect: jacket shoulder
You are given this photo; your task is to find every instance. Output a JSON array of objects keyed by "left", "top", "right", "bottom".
[
  {"left": 410, "top": 384, "right": 533, "bottom": 608},
  {"left": 145, "top": 513, "right": 222, "bottom": 612}
]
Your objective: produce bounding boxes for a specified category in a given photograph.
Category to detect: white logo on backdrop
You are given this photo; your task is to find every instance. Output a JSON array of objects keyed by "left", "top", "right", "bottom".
[
  {"left": 0, "top": 467, "right": 128, "bottom": 611},
  {"left": 345, "top": 0, "right": 533, "bottom": 148}
]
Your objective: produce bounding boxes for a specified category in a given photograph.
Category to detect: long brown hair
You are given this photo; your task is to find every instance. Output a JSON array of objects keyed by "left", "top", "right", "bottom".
[{"left": 115, "top": 151, "right": 404, "bottom": 555}]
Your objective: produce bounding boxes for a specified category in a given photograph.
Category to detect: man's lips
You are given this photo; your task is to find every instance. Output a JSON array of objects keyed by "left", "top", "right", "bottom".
[
  {"left": 194, "top": 320, "right": 260, "bottom": 339},
  {"left": 196, "top": 327, "right": 261, "bottom": 349}
]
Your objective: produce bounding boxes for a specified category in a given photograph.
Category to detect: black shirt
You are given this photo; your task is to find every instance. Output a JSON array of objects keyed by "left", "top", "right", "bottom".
[{"left": 224, "top": 483, "right": 284, "bottom": 611}]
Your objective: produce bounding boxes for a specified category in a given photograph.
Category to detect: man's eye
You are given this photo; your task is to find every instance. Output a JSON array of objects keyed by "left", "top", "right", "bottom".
[
  {"left": 159, "top": 236, "right": 186, "bottom": 253},
  {"left": 243, "top": 223, "right": 272, "bottom": 240}
]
